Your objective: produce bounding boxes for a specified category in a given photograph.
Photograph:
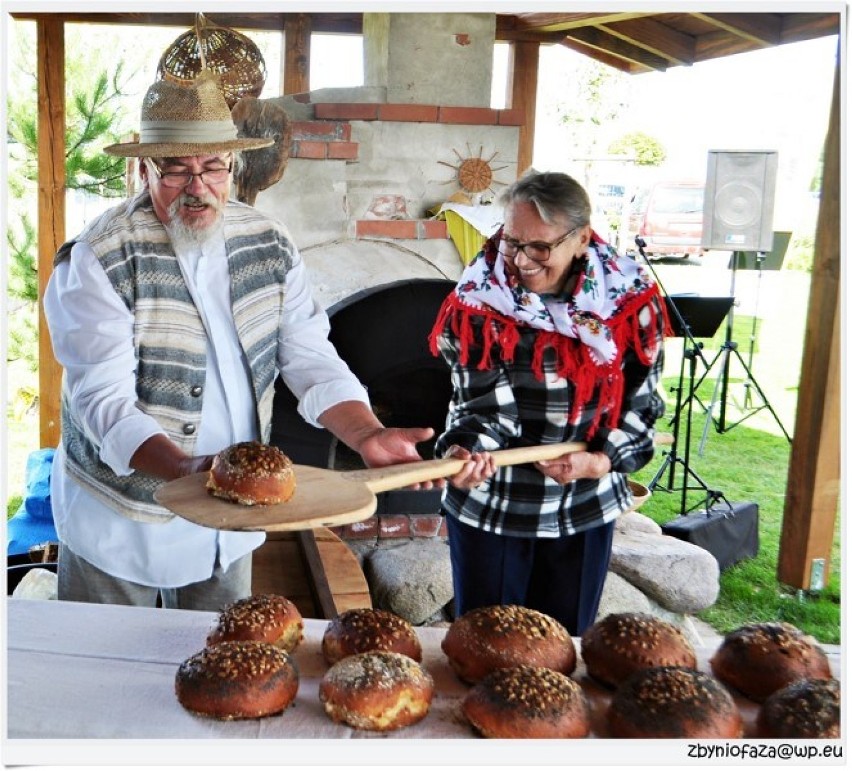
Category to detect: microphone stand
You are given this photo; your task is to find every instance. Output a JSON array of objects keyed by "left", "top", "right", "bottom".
[{"left": 634, "top": 237, "right": 729, "bottom": 515}]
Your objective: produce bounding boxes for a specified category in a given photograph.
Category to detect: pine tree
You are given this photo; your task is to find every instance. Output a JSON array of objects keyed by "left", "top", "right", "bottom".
[{"left": 6, "top": 24, "right": 133, "bottom": 370}]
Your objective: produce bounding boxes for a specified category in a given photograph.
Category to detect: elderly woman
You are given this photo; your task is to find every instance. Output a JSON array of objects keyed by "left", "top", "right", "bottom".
[{"left": 429, "top": 170, "right": 668, "bottom": 635}]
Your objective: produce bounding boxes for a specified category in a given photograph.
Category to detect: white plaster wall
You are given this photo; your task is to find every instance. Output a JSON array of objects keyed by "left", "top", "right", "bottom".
[
  {"left": 254, "top": 122, "right": 517, "bottom": 247},
  {"left": 371, "top": 13, "right": 496, "bottom": 106},
  {"left": 254, "top": 158, "right": 350, "bottom": 248},
  {"left": 299, "top": 238, "right": 463, "bottom": 310},
  {"left": 346, "top": 121, "right": 518, "bottom": 219}
]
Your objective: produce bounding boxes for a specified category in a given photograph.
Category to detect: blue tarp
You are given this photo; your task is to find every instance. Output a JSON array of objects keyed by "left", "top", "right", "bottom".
[{"left": 7, "top": 448, "right": 57, "bottom": 556}]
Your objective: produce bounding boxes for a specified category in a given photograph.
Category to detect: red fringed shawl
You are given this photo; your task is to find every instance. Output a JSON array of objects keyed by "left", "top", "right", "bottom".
[{"left": 429, "top": 284, "right": 671, "bottom": 440}]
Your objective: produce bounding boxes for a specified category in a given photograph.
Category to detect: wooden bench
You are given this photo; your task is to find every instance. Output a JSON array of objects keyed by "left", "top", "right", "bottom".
[{"left": 251, "top": 528, "right": 372, "bottom": 619}]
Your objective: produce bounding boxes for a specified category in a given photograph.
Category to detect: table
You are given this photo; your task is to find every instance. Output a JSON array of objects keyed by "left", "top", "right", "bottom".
[{"left": 5, "top": 599, "right": 842, "bottom": 763}]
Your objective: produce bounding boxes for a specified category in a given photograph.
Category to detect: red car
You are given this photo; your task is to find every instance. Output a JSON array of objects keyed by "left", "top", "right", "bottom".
[{"left": 621, "top": 181, "right": 706, "bottom": 260}]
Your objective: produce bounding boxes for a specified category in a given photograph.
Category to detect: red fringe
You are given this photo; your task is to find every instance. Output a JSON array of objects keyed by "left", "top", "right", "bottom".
[{"left": 428, "top": 287, "right": 672, "bottom": 439}]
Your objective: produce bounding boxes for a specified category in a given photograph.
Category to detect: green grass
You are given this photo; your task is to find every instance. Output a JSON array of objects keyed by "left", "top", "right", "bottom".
[{"left": 634, "top": 360, "right": 841, "bottom": 645}]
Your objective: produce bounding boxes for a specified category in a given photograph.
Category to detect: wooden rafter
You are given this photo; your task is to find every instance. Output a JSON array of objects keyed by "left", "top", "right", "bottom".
[
  {"left": 599, "top": 17, "right": 696, "bottom": 66},
  {"left": 562, "top": 26, "right": 672, "bottom": 72},
  {"left": 13, "top": 11, "right": 839, "bottom": 73},
  {"left": 693, "top": 12, "right": 782, "bottom": 47},
  {"left": 509, "top": 11, "right": 653, "bottom": 32}
]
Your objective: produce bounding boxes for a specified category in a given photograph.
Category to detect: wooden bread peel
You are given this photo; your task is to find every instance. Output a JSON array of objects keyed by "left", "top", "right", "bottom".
[{"left": 154, "top": 441, "right": 586, "bottom": 532}]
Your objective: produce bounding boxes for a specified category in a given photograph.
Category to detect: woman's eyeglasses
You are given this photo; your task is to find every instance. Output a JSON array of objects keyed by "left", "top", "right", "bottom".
[{"left": 497, "top": 227, "right": 578, "bottom": 262}]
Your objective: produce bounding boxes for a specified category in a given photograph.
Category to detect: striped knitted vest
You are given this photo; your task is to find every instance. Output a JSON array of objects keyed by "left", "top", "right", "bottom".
[{"left": 55, "top": 192, "right": 293, "bottom": 523}]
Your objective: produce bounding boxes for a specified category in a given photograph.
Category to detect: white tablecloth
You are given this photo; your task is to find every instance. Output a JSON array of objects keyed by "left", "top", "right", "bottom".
[
  {"left": 4, "top": 599, "right": 843, "bottom": 765},
  {"left": 6, "top": 599, "right": 467, "bottom": 740}
]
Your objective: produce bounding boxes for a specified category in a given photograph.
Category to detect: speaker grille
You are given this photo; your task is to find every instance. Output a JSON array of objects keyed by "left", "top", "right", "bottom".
[{"left": 702, "top": 151, "right": 778, "bottom": 252}]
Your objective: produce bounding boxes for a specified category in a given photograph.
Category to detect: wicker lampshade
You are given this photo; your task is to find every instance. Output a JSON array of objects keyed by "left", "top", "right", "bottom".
[{"left": 157, "top": 13, "right": 267, "bottom": 108}]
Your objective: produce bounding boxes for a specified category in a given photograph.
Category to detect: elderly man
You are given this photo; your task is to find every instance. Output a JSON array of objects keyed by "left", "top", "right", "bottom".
[{"left": 43, "top": 72, "right": 433, "bottom": 610}]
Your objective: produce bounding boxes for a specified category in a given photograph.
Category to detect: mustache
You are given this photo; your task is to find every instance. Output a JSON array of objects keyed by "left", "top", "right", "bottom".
[
  {"left": 166, "top": 193, "right": 224, "bottom": 220},
  {"left": 178, "top": 193, "right": 218, "bottom": 207}
]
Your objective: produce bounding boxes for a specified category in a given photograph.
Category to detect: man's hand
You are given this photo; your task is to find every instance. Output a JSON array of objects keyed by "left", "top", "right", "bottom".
[
  {"left": 129, "top": 434, "right": 215, "bottom": 481},
  {"left": 318, "top": 401, "right": 443, "bottom": 489},
  {"left": 356, "top": 426, "right": 434, "bottom": 467}
]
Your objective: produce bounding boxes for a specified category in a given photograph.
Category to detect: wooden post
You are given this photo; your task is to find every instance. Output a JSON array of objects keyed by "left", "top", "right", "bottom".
[
  {"left": 36, "top": 18, "right": 65, "bottom": 449},
  {"left": 283, "top": 14, "right": 311, "bottom": 95},
  {"left": 506, "top": 40, "right": 539, "bottom": 177},
  {"left": 776, "top": 52, "right": 841, "bottom": 590}
]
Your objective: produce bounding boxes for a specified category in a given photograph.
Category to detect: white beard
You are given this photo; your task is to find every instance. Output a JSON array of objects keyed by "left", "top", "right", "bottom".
[{"left": 164, "top": 195, "right": 224, "bottom": 251}]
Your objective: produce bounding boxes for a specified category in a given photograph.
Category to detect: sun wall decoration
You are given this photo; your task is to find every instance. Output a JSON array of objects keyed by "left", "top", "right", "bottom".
[{"left": 439, "top": 144, "right": 509, "bottom": 203}]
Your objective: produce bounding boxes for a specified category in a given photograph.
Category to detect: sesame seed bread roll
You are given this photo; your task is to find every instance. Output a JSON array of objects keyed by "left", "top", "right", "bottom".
[
  {"left": 607, "top": 666, "right": 743, "bottom": 739},
  {"left": 710, "top": 621, "right": 832, "bottom": 702},
  {"left": 322, "top": 608, "right": 422, "bottom": 664},
  {"left": 319, "top": 651, "right": 434, "bottom": 732},
  {"left": 462, "top": 665, "right": 591, "bottom": 739},
  {"left": 442, "top": 605, "right": 576, "bottom": 684},
  {"left": 207, "top": 441, "right": 295, "bottom": 505},
  {"left": 207, "top": 594, "right": 304, "bottom": 652},
  {"left": 756, "top": 678, "right": 841, "bottom": 738},
  {"left": 175, "top": 641, "right": 299, "bottom": 720},
  {"left": 581, "top": 612, "right": 697, "bottom": 688}
]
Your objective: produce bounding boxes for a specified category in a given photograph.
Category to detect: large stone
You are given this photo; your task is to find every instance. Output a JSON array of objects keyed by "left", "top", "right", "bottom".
[
  {"left": 365, "top": 539, "right": 454, "bottom": 625},
  {"left": 609, "top": 531, "right": 720, "bottom": 613},
  {"left": 615, "top": 510, "right": 663, "bottom": 536},
  {"left": 596, "top": 571, "right": 653, "bottom": 618}
]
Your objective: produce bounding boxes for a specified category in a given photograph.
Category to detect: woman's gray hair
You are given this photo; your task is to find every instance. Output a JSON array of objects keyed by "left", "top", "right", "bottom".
[{"left": 499, "top": 169, "right": 591, "bottom": 228}]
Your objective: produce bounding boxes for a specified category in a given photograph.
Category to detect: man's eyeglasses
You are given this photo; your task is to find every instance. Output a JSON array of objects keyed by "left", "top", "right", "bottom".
[
  {"left": 497, "top": 227, "right": 578, "bottom": 263},
  {"left": 147, "top": 159, "right": 233, "bottom": 189}
]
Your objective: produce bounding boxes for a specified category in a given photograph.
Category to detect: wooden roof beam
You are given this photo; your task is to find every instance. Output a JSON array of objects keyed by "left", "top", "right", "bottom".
[
  {"left": 696, "top": 31, "right": 765, "bottom": 62},
  {"left": 558, "top": 39, "right": 649, "bottom": 75},
  {"left": 693, "top": 12, "right": 782, "bottom": 47},
  {"left": 562, "top": 26, "right": 671, "bottom": 72},
  {"left": 9, "top": 12, "right": 363, "bottom": 35},
  {"left": 599, "top": 17, "right": 696, "bottom": 66},
  {"left": 508, "top": 11, "right": 652, "bottom": 32},
  {"left": 780, "top": 12, "right": 841, "bottom": 43}
]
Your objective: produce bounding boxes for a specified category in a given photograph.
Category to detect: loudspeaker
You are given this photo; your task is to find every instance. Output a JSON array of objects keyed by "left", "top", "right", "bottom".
[{"left": 702, "top": 150, "right": 778, "bottom": 252}]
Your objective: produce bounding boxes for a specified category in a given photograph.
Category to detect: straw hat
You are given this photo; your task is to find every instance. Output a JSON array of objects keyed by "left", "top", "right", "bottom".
[{"left": 103, "top": 71, "right": 274, "bottom": 157}]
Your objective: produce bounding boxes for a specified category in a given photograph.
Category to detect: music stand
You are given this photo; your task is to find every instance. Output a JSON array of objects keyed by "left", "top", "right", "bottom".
[
  {"left": 666, "top": 295, "right": 735, "bottom": 339},
  {"left": 649, "top": 294, "right": 733, "bottom": 516}
]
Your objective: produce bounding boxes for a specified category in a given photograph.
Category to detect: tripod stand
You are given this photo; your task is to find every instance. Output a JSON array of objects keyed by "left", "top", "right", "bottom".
[
  {"left": 635, "top": 239, "right": 731, "bottom": 516},
  {"left": 694, "top": 250, "right": 792, "bottom": 455},
  {"left": 648, "top": 331, "right": 730, "bottom": 516}
]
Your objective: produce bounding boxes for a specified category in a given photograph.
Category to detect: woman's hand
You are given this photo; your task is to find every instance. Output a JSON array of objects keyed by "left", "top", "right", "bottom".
[
  {"left": 535, "top": 450, "right": 611, "bottom": 485},
  {"left": 443, "top": 445, "right": 497, "bottom": 490}
]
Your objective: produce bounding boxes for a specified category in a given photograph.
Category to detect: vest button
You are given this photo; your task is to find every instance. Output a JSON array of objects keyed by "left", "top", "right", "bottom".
[
  {"left": 183, "top": 423, "right": 196, "bottom": 435},
  {"left": 190, "top": 385, "right": 203, "bottom": 397}
]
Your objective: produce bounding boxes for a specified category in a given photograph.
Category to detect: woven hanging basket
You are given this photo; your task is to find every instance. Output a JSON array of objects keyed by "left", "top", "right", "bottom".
[{"left": 157, "top": 13, "right": 267, "bottom": 108}]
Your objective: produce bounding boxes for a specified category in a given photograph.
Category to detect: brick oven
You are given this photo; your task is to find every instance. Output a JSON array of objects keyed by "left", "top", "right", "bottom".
[
  {"left": 270, "top": 277, "right": 455, "bottom": 522},
  {"left": 251, "top": 13, "right": 520, "bottom": 541}
]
